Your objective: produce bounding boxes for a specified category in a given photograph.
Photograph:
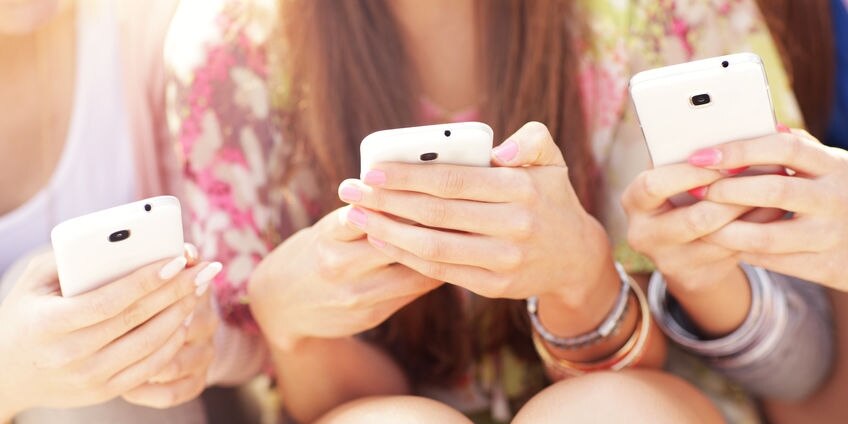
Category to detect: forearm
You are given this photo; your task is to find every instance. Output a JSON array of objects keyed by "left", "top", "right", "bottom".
[{"left": 273, "top": 336, "right": 409, "bottom": 422}]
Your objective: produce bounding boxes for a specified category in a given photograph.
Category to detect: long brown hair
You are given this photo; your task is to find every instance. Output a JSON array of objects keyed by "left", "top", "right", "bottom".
[
  {"left": 279, "top": 0, "right": 592, "bottom": 386},
  {"left": 756, "top": 0, "right": 835, "bottom": 138}
]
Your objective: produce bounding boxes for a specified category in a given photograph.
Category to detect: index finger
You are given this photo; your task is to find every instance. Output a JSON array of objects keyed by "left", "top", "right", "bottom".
[
  {"left": 689, "top": 132, "right": 839, "bottom": 176},
  {"left": 362, "top": 163, "right": 524, "bottom": 202},
  {"left": 622, "top": 165, "right": 725, "bottom": 212}
]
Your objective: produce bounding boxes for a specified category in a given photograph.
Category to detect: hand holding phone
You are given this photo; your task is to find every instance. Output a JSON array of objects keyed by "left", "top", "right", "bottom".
[
  {"left": 342, "top": 122, "right": 616, "bottom": 304},
  {"left": 0, "top": 247, "right": 212, "bottom": 415}
]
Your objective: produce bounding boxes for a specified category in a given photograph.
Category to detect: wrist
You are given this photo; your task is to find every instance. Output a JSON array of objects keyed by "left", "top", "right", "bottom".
[
  {"left": 546, "top": 216, "right": 615, "bottom": 307},
  {"left": 246, "top": 272, "right": 304, "bottom": 353},
  {"left": 536, "top": 255, "right": 620, "bottom": 337},
  {"left": 664, "top": 264, "right": 751, "bottom": 337}
]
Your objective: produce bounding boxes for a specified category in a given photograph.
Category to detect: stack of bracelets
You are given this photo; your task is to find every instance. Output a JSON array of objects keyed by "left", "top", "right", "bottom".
[
  {"left": 527, "top": 261, "right": 834, "bottom": 399},
  {"left": 526, "top": 262, "right": 651, "bottom": 378}
]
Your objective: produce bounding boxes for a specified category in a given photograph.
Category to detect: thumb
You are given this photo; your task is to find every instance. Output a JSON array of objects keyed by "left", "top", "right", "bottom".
[
  {"left": 491, "top": 121, "right": 567, "bottom": 167},
  {"left": 9, "top": 250, "right": 59, "bottom": 296}
]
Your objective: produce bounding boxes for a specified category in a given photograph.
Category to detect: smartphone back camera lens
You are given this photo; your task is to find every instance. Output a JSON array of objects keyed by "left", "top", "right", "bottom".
[
  {"left": 420, "top": 152, "right": 439, "bottom": 162},
  {"left": 444, "top": 130, "right": 451, "bottom": 137},
  {"left": 691, "top": 93, "right": 711, "bottom": 106},
  {"left": 144, "top": 204, "right": 152, "bottom": 212},
  {"left": 722, "top": 60, "right": 729, "bottom": 68},
  {"left": 109, "top": 230, "right": 131, "bottom": 243}
]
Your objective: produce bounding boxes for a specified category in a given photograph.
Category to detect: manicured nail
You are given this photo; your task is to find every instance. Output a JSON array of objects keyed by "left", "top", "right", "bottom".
[
  {"left": 339, "top": 186, "right": 363, "bottom": 202},
  {"left": 688, "top": 186, "right": 709, "bottom": 200},
  {"left": 724, "top": 166, "right": 748, "bottom": 176},
  {"left": 183, "top": 312, "right": 194, "bottom": 327},
  {"left": 368, "top": 235, "right": 386, "bottom": 248},
  {"left": 347, "top": 208, "right": 368, "bottom": 229},
  {"left": 777, "top": 123, "right": 790, "bottom": 133},
  {"left": 194, "top": 262, "right": 222, "bottom": 293},
  {"left": 493, "top": 140, "right": 519, "bottom": 163},
  {"left": 364, "top": 170, "right": 387, "bottom": 186},
  {"left": 689, "top": 148, "right": 722, "bottom": 167},
  {"left": 159, "top": 256, "right": 188, "bottom": 280},
  {"left": 184, "top": 243, "right": 198, "bottom": 262}
]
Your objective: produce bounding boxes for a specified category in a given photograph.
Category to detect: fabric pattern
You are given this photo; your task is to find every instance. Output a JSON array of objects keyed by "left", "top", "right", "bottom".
[{"left": 164, "top": 0, "right": 806, "bottom": 422}]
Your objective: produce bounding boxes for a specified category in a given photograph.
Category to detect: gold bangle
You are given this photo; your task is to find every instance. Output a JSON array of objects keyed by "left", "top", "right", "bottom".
[{"left": 532, "top": 276, "right": 651, "bottom": 378}]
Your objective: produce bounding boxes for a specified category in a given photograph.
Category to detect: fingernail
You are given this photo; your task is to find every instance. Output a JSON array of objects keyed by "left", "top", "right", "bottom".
[
  {"left": 159, "top": 256, "right": 188, "bottom": 280},
  {"left": 194, "top": 262, "right": 222, "bottom": 290},
  {"left": 688, "top": 186, "right": 709, "bottom": 200},
  {"left": 368, "top": 235, "right": 386, "bottom": 248},
  {"left": 777, "top": 123, "right": 790, "bottom": 133},
  {"left": 339, "top": 186, "right": 363, "bottom": 202},
  {"left": 364, "top": 170, "right": 387, "bottom": 186},
  {"left": 724, "top": 166, "right": 748, "bottom": 176},
  {"left": 347, "top": 208, "right": 367, "bottom": 229},
  {"left": 492, "top": 140, "right": 519, "bottom": 163},
  {"left": 184, "top": 243, "right": 198, "bottom": 262},
  {"left": 689, "top": 148, "right": 722, "bottom": 167},
  {"left": 183, "top": 312, "right": 194, "bottom": 327}
]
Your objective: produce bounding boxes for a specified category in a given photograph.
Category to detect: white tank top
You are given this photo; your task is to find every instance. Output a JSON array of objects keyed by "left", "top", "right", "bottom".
[{"left": 0, "top": 0, "right": 136, "bottom": 277}]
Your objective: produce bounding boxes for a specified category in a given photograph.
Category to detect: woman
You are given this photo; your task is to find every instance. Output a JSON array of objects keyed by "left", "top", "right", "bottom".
[
  {"left": 164, "top": 0, "right": 833, "bottom": 422},
  {"left": 0, "top": 0, "right": 250, "bottom": 421},
  {"left": 627, "top": 2, "right": 848, "bottom": 422}
]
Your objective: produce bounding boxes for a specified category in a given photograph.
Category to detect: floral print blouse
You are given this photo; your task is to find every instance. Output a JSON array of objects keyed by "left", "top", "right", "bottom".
[{"left": 164, "top": 0, "right": 802, "bottom": 422}]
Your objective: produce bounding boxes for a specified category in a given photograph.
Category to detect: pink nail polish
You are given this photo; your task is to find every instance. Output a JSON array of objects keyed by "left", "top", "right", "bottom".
[
  {"left": 688, "top": 186, "right": 709, "bottom": 200},
  {"left": 689, "top": 148, "right": 723, "bottom": 167},
  {"left": 776, "top": 123, "right": 790, "bottom": 133},
  {"left": 724, "top": 166, "right": 748, "bottom": 176},
  {"left": 493, "top": 140, "right": 519, "bottom": 163},
  {"left": 339, "top": 186, "right": 362, "bottom": 202},
  {"left": 364, "top": 170, "right": 387, "bottom": 186},
  {"left": 347, "top": 208, "right": 368, "bottom": 229},
  {"left": 368, "top": 235, "right": 387, "bottom": 248}
]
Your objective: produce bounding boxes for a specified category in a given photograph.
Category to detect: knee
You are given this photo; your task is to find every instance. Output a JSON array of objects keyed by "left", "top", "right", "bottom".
[
  {"left": 316, "top": 396, "right": 472, "bottom": 424},
  {"left": 514, "top": 370, "right": 724, "bottom": 424}
]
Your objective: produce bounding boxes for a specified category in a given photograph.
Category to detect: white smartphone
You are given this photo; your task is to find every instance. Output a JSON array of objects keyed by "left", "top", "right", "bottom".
[
  {"left": 630, "top": 52, "right": 777, "bottom": 168},
  {"left": 359, "top": 122, "right": 494, "bottom": 178},
  {"left": 51, "top": 196, "right": 185, "bottom": 297}
]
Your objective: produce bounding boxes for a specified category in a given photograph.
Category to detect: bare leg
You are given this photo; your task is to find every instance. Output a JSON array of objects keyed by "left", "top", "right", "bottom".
[
  {"left": 316, "top": 396, "right": 472, "bottom": 424},
  {"left": 514, "top": 369, "right": 724, "bottom": 424},
  {"left": 763, "top": 289, "right": 848, "bottom": 424}
]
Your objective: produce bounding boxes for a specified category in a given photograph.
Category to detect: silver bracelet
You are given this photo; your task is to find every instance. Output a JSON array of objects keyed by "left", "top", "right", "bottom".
[
  {"left": 526, "top": 262, "right": 631, "bottom": 350},
  {"left": 648, "top": 264, "right": 788, "bottom": 367}
]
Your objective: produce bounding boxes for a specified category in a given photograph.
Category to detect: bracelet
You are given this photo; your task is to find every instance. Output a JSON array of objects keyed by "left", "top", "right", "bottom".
[
  {"left": 526, "top": 262, "right": 631, "bottom": 349},
  {"left": 531, "top": 275, "right": 651, "bottom": 378},
  {"left": 647, "top": 264, "right": 788, "bottom": 367}
]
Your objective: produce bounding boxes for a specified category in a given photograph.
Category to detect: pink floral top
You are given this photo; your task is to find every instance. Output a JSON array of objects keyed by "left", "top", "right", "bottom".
[{"left": 164, "top": 0, "right": 802, "bottom": 422}]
